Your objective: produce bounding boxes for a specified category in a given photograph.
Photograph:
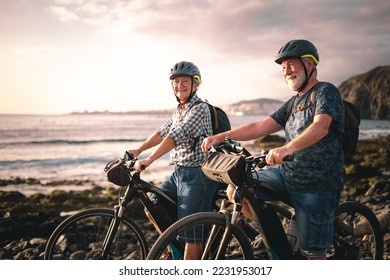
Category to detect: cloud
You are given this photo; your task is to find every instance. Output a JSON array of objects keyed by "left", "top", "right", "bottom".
[
  {"left": 2, "top": 0, "right": 389, "bottom": 114},
  {"left": 50, "top": 6, "right": 79, "bottom": 21},
  {"left": 48, "top": 0, "right": 389, "bottom": 61},
  {"left": 44, "top": 0, "right": 390, "bottom": 101}
]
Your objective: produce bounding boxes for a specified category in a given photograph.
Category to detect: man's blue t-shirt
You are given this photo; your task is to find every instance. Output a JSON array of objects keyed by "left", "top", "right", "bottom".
[{"left": 271, "top": 82, "right": 344, "bottom": 194}]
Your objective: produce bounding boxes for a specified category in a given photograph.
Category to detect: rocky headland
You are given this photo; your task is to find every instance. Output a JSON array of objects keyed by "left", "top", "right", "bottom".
[
  {"left": 0, "top": 136, "right": 389, "bottom": 260},
  {"left": 222, "top": 65, "right": 390, "bottom": 118},
  {"left": 338, "top": 65, "right": 390, "bottom": 120}
]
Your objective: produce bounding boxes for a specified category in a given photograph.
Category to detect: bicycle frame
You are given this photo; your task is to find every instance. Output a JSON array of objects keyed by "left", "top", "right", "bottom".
[
  {"left": 148, "top": 140, "right": 383, "bottom": 260},
  {"left": 99, "top": 172, "right": 178, "bottom": 259},
  {"left": 237, "top": 184, "right": 295, "bottom": 260},
  {"left": 212, "top": 181, "right": 295, "bottom": 260}
]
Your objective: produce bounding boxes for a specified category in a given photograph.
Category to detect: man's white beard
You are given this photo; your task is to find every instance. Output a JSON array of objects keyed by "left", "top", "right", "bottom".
[{"left": 286, "top": 74, "right": 305, "bottom": 92}]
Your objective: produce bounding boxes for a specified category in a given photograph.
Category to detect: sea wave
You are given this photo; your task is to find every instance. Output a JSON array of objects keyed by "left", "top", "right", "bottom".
[
  {"left": 0, "top": 138, "right": 144, "bottom": 146},
  {"left": 1, "top": 114, "right": 389, "bottom": 194},
  {"left": 0, "top": 156, "right": 107, "bottom": 167}
]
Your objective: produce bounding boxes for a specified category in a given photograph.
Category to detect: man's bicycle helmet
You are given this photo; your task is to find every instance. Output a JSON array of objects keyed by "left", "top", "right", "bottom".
[
  {"left": 275, "top": 39, "right": 319, "bottom": 65},
  {"left": 169, "top": 61, "right": 201, "bottom": 81},
  {"left": 275, "top": 39, "right": 319, "bottom": 92}
]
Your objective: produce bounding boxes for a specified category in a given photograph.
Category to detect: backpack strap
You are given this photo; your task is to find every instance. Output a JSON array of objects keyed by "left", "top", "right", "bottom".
[
  {"left": 205, "top": 99, "right": 219, "bottom": 130},
  {"left": 189, "top": 99, "right": 211, "bottom": 149},
  {"left": 285, "top": 95, "right": 297, "bottom": 122},
  {"left": 191, "top": 99, "right": 218, "bottom": 131},
  {"left": 191, "top": 99, "right": 203, "bottom": 108},
  {"left": 307, "top": 82, "right": 321, "bottom": 115},
  {"left": 286, "top": 82, "right": 323, "bottom": 122}
]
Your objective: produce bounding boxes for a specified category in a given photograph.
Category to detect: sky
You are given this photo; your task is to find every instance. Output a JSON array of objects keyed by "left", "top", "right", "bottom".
[{"left": 1, "top": 0, "right": 389, "bottom": 115}]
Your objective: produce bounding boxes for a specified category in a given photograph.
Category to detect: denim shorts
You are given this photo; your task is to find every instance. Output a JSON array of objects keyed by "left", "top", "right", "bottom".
[
  {"left": 150, "top": 166, "right": 219, "bottom": 242},
  {"left": 252, "top": 166, "right": 340, "bottom": 258}
]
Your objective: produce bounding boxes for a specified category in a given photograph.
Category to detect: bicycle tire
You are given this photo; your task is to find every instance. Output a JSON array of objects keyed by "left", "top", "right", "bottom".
[
  {"left": 272, "top": 202, "right": 384, "bottom": 260},
  {"left": 329, "top": 201, "right": 384, "bottom": 260},
  {"left": 44, "top": 208, "right": 149, "bottom": 260},
  {"left": 147, "top": 212, "right": 254, "bottom": 260}
]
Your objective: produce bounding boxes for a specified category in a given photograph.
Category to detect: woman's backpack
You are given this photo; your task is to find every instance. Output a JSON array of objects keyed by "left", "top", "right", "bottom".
[{"left": 192, "top": 99, "right": 231, "bottom": 135}]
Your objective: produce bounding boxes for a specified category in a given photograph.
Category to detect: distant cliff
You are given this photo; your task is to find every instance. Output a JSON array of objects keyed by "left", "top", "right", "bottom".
[
  {"left": 223, "top": 98, "right": 283, "bottom": 116},
  {"left": 85, "top": 66, "right": 389, "bottom": 119},
  {"left": 338, "top": 65, "right": 390, "bottom": 119},
  {"left": 223, "top": 66, "right": 390, "bottom": 119}
]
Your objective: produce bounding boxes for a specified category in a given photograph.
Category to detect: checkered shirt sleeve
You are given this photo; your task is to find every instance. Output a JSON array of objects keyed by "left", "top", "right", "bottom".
[{"left": 158, "top": 95, "right": 213, "bottom": 166}]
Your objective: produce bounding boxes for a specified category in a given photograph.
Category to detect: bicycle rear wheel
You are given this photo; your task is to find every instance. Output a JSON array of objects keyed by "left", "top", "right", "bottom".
[
  {"left": 44, "top": 208, "right": 149, "bottom": 260},
  {"left": 147, "top": 212, "right": 253, "bottom": 260},
  {"left": 329, "top": 201, "right": 383, "bottom": 260}
]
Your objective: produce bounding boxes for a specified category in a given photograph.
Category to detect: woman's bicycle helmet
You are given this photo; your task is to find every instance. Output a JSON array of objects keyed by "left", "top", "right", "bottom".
[
  {"left": 169, "top": 61, "right": 201, "bottom": 81},
  {"left": 275, "top": 39, "right": 319, "bottom": 65},
  {"left": 169, "top": 61, "right": 201, "bottom": 103}
]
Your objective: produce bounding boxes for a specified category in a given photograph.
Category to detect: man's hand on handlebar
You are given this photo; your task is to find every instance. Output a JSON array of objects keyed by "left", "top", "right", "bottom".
[
  {"left": 201, "top": 134, "right": 226, "bottom": 153},
  {"left": 265, "top": 147, "right": 293, "bottom": 165}
]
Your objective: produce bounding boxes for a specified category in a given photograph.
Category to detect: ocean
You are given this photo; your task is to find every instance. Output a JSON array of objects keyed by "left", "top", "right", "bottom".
[{"left": 1, "top": 113, "right": 389, "bottom": 195}]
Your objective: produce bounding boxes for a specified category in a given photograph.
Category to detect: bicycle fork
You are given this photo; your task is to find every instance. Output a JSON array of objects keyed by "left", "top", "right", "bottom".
[
  {"left": 201, "top": 199, "right": 241, "bottom": 260},
  {"left": 100, "top": 204, "right": 124, "bottom": 259}
]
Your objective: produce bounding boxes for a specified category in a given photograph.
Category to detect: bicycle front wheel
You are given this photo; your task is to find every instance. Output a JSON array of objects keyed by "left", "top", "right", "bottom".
[
  {"left": 44, "top": 208, "right": 149, "bottom": 260},
  {"left": 147, "top": 212, "right": 253, "bottom": 260},
  {"left": 329, "top": 201, "right": 383, "bottom": 260}
]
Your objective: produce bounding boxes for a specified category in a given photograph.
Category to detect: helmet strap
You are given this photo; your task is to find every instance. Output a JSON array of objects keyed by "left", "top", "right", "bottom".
[
  {"left": 172, "top": 79, "right": 196, "bottom": 104},
  {"left": 297, "top": 59, "right": 315, "bottom": 92}
]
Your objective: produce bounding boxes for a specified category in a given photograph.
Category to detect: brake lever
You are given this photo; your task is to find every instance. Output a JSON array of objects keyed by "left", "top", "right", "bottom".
[
  {"left": 123, "top": 151, "right": 135, "bottom": 161},
  {"left": 226, "top": 137, "right": 241, "bottom": 147}
]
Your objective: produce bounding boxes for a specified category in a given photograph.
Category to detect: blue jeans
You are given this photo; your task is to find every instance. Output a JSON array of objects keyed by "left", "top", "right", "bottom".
[
  {"left": 150, "top": 166, "right": 219, "bottom": 242},
  {"left": 252, "top": 166, "right": 341, "bottom": 258}
]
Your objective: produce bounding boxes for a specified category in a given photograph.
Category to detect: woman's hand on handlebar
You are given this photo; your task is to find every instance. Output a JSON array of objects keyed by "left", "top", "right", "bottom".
[
  {"left": 201, "top": 134, "right": 225, "bottom": 153},
  {"left": 127, "top": 148, "right": 141, "bottom": 158},
  {"left": 134, "top": 158, "right": 153, "bottom": 172}
]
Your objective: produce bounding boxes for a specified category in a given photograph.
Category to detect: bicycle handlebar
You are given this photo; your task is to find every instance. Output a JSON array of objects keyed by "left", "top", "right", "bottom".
[
  {"left": 121, "top": 137, "right": 293, "bottom": 173},
  {"left": 121, "top": 151, "right": 147, "bottom": 172},
  {"left": 120, "top": 151, "right": 137, "bottom": 171},
  {"left": 212, "top": 138, "right": 293, "bottom": 168}
]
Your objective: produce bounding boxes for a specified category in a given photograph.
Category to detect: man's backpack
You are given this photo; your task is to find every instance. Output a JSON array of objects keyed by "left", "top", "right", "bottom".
[
  {"left": 193, "top": 99, "right": 231, "bottom": 135},
  {"left": 286, "top": 82, "right": 361, "bottom": 163}
]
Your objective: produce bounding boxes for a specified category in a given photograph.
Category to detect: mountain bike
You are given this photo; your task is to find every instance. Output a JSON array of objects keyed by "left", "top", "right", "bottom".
[
  {"left": 44, "top": 152, "right": 226, "bottom": 260},
  {"left": 147, "top": 139, "right": 384, "bottom": 260}
]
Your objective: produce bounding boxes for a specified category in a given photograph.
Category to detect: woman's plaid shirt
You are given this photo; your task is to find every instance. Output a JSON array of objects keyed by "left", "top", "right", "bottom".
[{"left": 158, "top": 94, "right": 213, "bottom": 167}]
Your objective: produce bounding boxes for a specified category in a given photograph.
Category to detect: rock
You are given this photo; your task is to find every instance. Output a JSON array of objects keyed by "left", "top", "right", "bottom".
[
  {"left": 366, "top": 181, "right": 390, "bottom": 196},
  {"left": 339, "top": 65, "right": 390, "bottom": 119},
  {"left": 0, "top": 177, "right": 41, "bottom": 186},
  {"left": 224, "top": 98, "right": 284, "bottom": 116},
  {"left": 0, "top": 191, "right": 26, "bottom": 203},
  {"left": 377, "top": 211, "right": 390, "bottom": 234},
  {"left": 0, "top": 136, "right": 389, "bottom": 259}
]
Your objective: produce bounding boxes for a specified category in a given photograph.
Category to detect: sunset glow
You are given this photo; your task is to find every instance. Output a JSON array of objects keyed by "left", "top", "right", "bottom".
[{"left": 1, "top": 0, "right": 389, "bottom": 114}]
